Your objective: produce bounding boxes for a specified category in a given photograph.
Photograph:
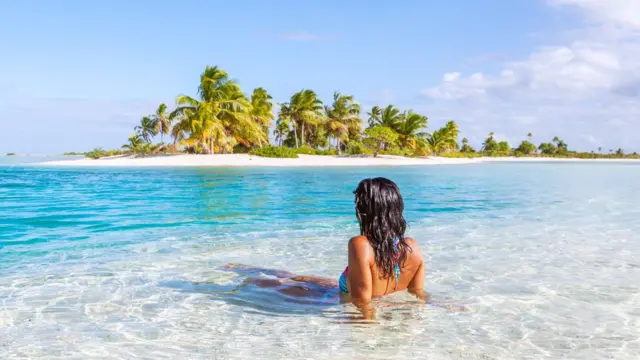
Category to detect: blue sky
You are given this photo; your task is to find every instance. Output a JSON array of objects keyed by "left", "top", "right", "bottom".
[{"left": 1, "top": 0, "right": 638, "bottom": 154}]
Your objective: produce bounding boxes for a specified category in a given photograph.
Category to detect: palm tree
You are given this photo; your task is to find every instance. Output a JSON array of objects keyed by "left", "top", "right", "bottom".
[
  {"left": 280, "top": 89, "right": 324, "bottom": 147},
  {"left": 552, "top": 136, "right": 567, "bottom": 152},
  {"left": 395, "top": 111, "right": 428, "bottom": 153},
  {"left": 527, "top": 132, "right": 533, "bottom": 142},
  {"left": 366, "top": 106, "right": 382, "bottom": 127},
  {"left": 598, "top": 146, "right": 602, "bottom": 154},
  {"left": 273, "top": 119, "right": 290, "bottom": 146},
  {"left": 171, "top": 66, "right": 261, "bottom": 154},
  {"left": 249, "top": 87, "right": 274, "bottom": 147},
  {"left": 135, "top": 116, "right": 158, "bottom": 142},
  {"left": 370, "top": 105, "right": 404, "bottom": 130},
  {"left": 325, "top": 92, "right": 362, "bottom": 154},
  {"left": 425, "top": 129, "right": 448, "bottom": 155},
  {"left": 152, "top": 103, "right": 171, "bottom": 143},
  {"left": 169, "top": 111, "right": 191, "bottom": 145},
  {"left": 482, "top": 132, "right": 497, "bottom": 152},
  {"left": 276, "top": 104, "right": 295, "bottom": 147},
  {"left": 460, "top": 137, "right": 475, "bottom": 153},
  {"left": 121, "top": 134, "right": 144, "bottom": 153},
  {"left": 442, "top": 120, "right": 460, "bottom": 151},
  {"left": 424, "top": 121, "right": 459, "bottom": 155}
]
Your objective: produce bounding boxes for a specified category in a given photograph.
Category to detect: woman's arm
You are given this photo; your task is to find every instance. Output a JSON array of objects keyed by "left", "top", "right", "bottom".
[
  {"left": 407, "top": 258, "right": 430, "bottom": 302},
  {"left": 406, "top": 238, "right": 428, "bottom": 301},
  {"left": 347, "top": 236, "right": 375, "bottom": 319}
]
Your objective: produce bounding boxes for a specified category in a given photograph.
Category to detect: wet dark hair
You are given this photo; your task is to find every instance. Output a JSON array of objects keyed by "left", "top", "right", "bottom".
[{"left": 354, "top": 177, "right": 410, "bottom": 279}]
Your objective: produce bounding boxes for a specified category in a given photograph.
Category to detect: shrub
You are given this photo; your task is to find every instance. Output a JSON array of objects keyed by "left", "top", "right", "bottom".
[
  {"left": 538, "top": 142, "right": 556, "bottom": 155},
  {"left": 249, "top": 146, "right": 298, "bottom": 158},
  {"left": 314, "top": 148, "right": 337, "bottom": 156},
  {"left": 496, "top": 141, "right": 511, "bottom": 153},
  {"left": 364, "top": 126, "right": 398, "bottom": 157},
  {"left": 460, "top": 144, "right": 475, "bottom": 153},
  {"left": 106, "top": 149, "right": 124, "bottom": 157},
  {"left": 380, "top": 146, "right": 410, "bottom": 156},
  {"left": 295, "top": 146, "right": 317, "bottom": 155},
  {"left": 86, "top": 148, "right": 107, "bottom": 159},
  {"left": 163, "top": 144, "right": 179, "bottom": 153},
  {"left": 516, "top": 141, "right": 537, "bottom": 155},
  {"left": 233, "top": 144, "right": 251, "bottom": 154},
  {"left": 63, "top": 152, "right": 84, "bottom": 156},
  {"left": 346, "top": 141, "right": 371, "bottom": 155},
  {"left": 85, "top": 148, "right": 124, "bottom": 159},
  {"left": 439, "top": 152, "right": 483, "bottom": 158},
  {"left": 6, "top": 152, "right": 16, "bottom": 156},
  {"left": 486, "top": 150, "right": 512, "bottom": 157},
  {"left": 184, "top": 144, "right": 206, "bottom": 154}
]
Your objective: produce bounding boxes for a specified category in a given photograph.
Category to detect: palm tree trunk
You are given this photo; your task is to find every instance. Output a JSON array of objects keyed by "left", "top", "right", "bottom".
[
  {"left": 300, "top": 121, "right": 305, "bottom": 147},
  {"left": 293, "top": 122, "right": 299, "bottom": 148},
  {"left": 210, "top": 138, "right": 215, "bottom": 154}
]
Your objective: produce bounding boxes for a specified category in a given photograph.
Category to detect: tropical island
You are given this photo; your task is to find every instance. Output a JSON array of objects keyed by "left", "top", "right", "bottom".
[{"left": 46, "top": 65, "right": 639, "bottom": 166}]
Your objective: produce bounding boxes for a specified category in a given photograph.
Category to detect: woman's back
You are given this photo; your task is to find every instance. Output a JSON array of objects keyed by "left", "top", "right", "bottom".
[{"left": 345, "top": 235, "right": 425, "bottom": 298}]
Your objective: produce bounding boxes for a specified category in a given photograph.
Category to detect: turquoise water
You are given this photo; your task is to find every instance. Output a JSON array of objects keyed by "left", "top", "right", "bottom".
[{"left": 1, "top": 161, "right": 639, "bottom": 359}]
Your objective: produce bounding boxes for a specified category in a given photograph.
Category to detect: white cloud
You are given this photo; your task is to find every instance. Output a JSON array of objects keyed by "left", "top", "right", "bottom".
[
  {"left": 422, "top": 0, "right": 640, "bottom": 151},
  {"left": 443, "top": 72, "right": 462, "bottom": 82},
  {"left": 549, "top": 0, "right": 640, "bottom": 28}
]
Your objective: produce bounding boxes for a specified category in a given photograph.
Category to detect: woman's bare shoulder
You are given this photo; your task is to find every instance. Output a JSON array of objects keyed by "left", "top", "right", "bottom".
[
  {"left": 348, "top": 236, "right": 374, "bottom": 265},
  {"left": 348, "top": 235, "right": 372, "bottom": 251},
  {"left": 349, "top": 235, "right": 369, "bottom": 244},
  {"left": 404, "top": 237, "right": 424, "bottom": 261}
]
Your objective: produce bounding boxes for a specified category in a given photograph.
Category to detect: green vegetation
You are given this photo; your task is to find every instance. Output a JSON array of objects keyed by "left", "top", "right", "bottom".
[
  {"left": 83, "top": 64, "right": 638, "bottom": 160},
  {"left": 346, "top": 141, "right": 371, "bottom": 155},
  {"left": 424, "top": 121, "right": 458, "bottom": 155},
  {"left": 85, "top": 148, "right": 125, "bottom": 159},
  {"left": 516, "top": 141, "right": 537, "bottom": 155},
  {"left": 460, "top": 138, "right": 475, "bottom": 153},
  {"left": 63, "top": 152, "right": 85, "bottom": 156},
  {"left": 6, "top": 153, "right": 16, "bottom": 156},
  {"left": 293, "top": 146, "right": 337, "bottom": 156},
  {"left": 439, "top": 152, "right": 484, "bottom": 158},
  {"left": 364, "top": 126, "right": 399, "bottom": 157},
  {"left": 249, "top": 146, "right": 298, "bottom": 158},
  {"left": 295, "top": 145, "right": 320, "bottom": 155}
]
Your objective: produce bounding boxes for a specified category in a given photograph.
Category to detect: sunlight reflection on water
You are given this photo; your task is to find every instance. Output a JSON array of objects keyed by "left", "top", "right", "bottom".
[{"left": 1, "top": 163, "right": 639, "bottom": 359}]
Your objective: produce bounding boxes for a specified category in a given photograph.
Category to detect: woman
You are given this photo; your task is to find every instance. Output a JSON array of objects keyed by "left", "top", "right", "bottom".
[{"left": 225, "top": 177, "right": 435, "bottom": 317}]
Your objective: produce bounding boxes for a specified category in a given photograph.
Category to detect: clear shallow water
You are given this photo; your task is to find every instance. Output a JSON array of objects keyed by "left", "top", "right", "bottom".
[{"left": 1, "top": 162, "right": 639, "bottom": 359}]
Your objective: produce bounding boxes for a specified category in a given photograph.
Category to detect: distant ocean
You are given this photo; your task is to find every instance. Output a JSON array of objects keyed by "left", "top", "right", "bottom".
[{"left": 1, "top": 159, "right": 639, "bottom": 359}]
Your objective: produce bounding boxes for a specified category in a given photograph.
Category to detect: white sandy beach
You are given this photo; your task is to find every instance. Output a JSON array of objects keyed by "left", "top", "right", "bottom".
[
  {"left": 40, "top": 154, "right": 476, "bottom": 167},
  {"left": 38, "top": 154, "right": 640, "bottom": 167}
]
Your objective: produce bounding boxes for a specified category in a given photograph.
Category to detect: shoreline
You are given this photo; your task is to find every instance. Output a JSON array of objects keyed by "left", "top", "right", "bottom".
[{"left": 36, "top": 154, "right": 640, "bottom": 167}]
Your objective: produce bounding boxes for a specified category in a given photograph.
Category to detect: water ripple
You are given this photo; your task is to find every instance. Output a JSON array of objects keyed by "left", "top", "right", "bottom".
[{"left": 1, "top": 163, "right": 639, "bottom": 359}]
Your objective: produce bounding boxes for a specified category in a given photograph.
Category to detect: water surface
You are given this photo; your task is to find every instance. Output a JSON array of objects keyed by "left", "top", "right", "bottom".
[{"left": 1, "top": 162, "right": 639, "bottom": 359}]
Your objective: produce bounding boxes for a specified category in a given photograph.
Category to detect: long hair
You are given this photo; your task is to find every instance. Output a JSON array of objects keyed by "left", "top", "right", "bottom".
[{"left": 354, "top": 177, "right": 410, "bottom": 279}]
